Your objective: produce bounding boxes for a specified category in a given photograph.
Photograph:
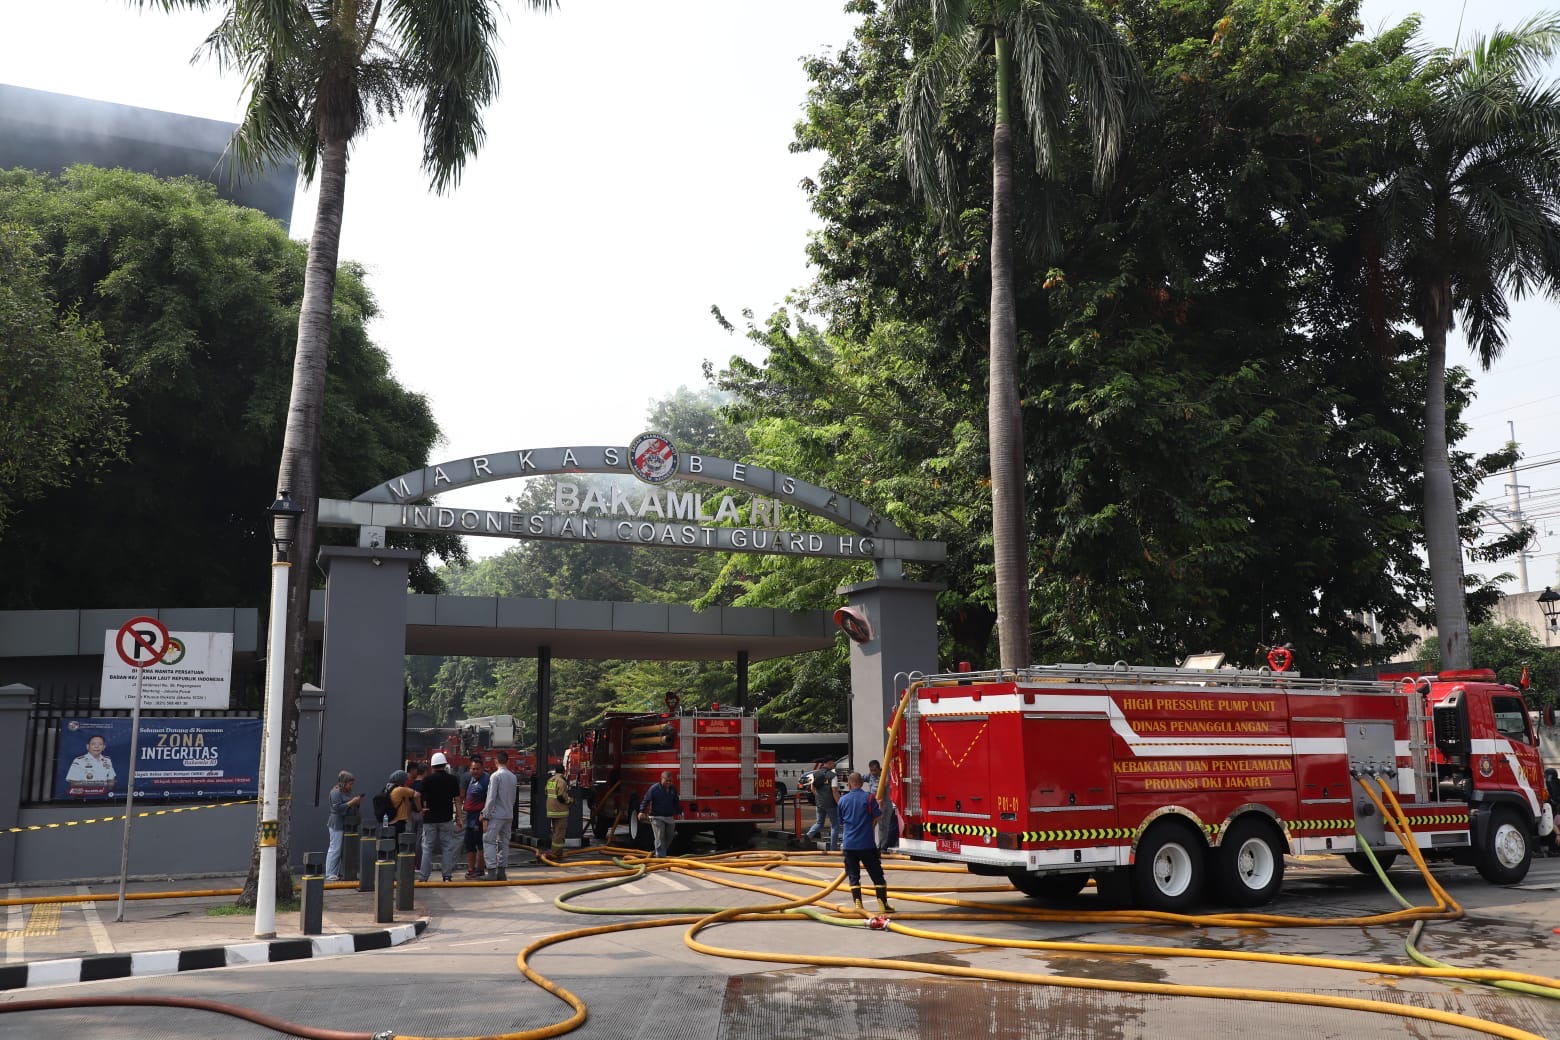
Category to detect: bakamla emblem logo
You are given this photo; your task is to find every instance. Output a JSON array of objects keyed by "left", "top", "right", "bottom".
[{"left": 629, "top": 432, "right": 678, "bottom": 484}]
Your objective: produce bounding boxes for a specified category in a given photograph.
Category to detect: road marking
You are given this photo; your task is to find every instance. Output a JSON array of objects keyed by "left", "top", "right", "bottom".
[
  {"left": 640, "top": 873, "right": 693, "bottom": 893},
  {"left": 77, "top": 885, "right": 115, "bottom": 953},
  {"left": 505, "top": 885, "right": 545, "bottom": 904},
  {"left": 0, "top": 901, "right": 60, "bottom": 944},
  {"left": 447, "top": 931, "right": 543, "bottom": 948}
]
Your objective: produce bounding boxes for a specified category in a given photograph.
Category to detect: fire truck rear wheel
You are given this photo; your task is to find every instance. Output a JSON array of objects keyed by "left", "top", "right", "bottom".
[
  {"left": 1214, "top": 817, "right": 1285, "bottom": 907},
  {"left": 1131, "top": 820, "right": 1205, "bottom": 912},
  {"left": 1476, "top": 805, "right": 1532, "bottom": 885},
  {"left": 1008, "top": 871, "right": 1089, "bottom": 901}
]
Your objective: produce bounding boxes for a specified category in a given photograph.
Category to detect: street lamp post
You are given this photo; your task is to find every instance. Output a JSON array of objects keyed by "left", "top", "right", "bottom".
[
  {"left": 256, "top": 490, "right": 302, "bottom": 938},
  {"left": 1539, "top": 587, "right": 1560, "bottom": 645}
]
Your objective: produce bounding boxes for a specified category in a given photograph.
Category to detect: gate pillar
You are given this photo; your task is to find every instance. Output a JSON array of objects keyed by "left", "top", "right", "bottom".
[
  {"left": 837, "top": 578, "right": 942, "bottom": 769},
  {"left": 317, "top": 547, "right": 418, "bottom": 829}
]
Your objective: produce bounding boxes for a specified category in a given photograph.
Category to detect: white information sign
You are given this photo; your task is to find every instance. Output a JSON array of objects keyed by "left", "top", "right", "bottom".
[{"left": 99, "top": 630, "right": 234, "bottom": 709}]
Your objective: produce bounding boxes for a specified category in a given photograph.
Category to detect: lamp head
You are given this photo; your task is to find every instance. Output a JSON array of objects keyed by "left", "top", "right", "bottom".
[
  {"left": 267, "top": 489, "right": 304, "bottom": 561},
  {"left": 1539, "top": 586, "right": 1560, "bottom": 631}
]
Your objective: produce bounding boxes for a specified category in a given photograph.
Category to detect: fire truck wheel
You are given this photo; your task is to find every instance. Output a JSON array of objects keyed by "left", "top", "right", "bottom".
[
  {"left": 1476, "top": 805, "right": 1533, "bottom": 885},
  {"left": 1008, "top": 871, "right": 1088, "bottom": 902},
  {"left": 1214, "top": 818, "right": 1285, "bottom": 907},
  {"left": 1343, "top": 851, "right": 1398, "bottom": 875},
  {"left": 1131, "top": 821, "right": 1205, "bottom": 912}
]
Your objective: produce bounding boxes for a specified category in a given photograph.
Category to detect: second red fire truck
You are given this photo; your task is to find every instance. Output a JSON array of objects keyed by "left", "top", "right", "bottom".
[
  {"left": 584, "top": 700, "right": 778, "bottom": 851},
  {"left": 889, "top": 660, "right": 1550, "bottom": 910}
]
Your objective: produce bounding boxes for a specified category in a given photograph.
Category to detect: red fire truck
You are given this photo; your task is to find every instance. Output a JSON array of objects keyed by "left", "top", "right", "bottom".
[
  {"left": 890, "top": 661, "right": 1550, "bottom": 911},
  {"left": 585, "top": 701, "right": 778, "bottom": 851},
  {"left": 414, "top": 715, "right": 557, "bottom": 782}
]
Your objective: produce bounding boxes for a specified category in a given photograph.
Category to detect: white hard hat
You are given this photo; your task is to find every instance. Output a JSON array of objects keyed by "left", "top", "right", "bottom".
[{"left": 430, "top": 752, "right": 448, "bottom": 767}]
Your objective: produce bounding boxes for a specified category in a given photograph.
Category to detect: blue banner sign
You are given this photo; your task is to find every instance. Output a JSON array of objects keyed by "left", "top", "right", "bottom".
[{"left": 55, "top": 717, "right": 260, "bottom": 800}]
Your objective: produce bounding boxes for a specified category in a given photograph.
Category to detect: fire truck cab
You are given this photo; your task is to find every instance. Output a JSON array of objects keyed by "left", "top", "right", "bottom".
[{"left": 890, "top": 663, "right": 1548, "bottom": 911}]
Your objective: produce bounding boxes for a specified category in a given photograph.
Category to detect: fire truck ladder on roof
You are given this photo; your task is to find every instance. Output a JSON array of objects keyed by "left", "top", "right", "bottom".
[{"left": 911, "top": 662, "right": 1396, "bottom": 696}]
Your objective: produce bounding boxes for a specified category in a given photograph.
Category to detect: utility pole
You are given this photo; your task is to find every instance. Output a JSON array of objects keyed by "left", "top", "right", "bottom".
[{"left": 1506, "top": 421, "right": 1530, "bottom": 593}]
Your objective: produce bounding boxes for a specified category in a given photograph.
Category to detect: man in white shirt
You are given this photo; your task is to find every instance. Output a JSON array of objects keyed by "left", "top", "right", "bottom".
[{"left": 481, "top": 750, "right": 519, "bottom": 880}]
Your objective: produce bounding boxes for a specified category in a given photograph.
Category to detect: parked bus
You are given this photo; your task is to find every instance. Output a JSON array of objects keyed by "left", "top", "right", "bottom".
[{"left": 758, "top": 732, "right": 848, "bottom": 803}]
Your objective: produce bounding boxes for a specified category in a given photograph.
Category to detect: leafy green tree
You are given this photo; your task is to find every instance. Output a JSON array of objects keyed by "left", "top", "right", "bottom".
[
  {"left": 1366, "top": 14, "right": 1560, "bottom": 669},
  {"left": 720, "top": 1, "right": 1517, "bottom": 676},
  {"left": 1416, "top": 618, "right": 1559, "bottom": 709},
  {"left": 135, "top": 0, "right": 552, "bottom": 904},
  {"left": 894, "top": 0, "right": 1146, "bottom": 667},
  {"left": 0, "top": 222, "right": 126, "bottom": 537},
  {"left": 0, "top": 167, "right": 457, "bottom": 610}
]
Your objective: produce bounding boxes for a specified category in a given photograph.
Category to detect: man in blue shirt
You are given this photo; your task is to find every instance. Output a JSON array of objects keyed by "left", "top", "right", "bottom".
[
  {"left": 461, "top": 758, "right": 489, "bottom": 879},
  {"left": 638, "top": 770, "right": 682, "bottom": 857},
  {"left": 836, "top": 771, "right": 894, "bottom": 913}
]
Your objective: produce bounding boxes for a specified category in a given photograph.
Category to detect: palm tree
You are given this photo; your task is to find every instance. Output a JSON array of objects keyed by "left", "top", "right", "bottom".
[
  {"left": 894, "top": 0, "right": 1143, "bottom": 668},
  {"left": 136, "top": 0, "right": 554, "bottom": 903},
  {"left": 1370, "top": 16, "right": 1560, "bottom": 669}
]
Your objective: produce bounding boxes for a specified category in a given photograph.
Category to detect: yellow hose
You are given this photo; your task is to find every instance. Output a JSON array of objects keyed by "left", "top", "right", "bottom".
[{"left": 7, "top": 766, "right": 1555, "bottom": 1040}]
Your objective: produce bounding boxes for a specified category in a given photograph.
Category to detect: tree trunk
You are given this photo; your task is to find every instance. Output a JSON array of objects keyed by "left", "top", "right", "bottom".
[
  {"left": 989, "top": 35, "right": 1030, "bottom": 669},
  {"left": 240, "top": 136, "right": 349, "bottom": 906},
  {"left": 1421, "top": 282, "right": 1470, "bottom": 670}
]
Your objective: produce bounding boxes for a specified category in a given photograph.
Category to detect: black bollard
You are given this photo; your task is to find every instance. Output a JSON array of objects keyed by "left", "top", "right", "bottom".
[
  {"left": 375, "top": 836, "right": 396, "bottom": 924},
  {"left": 300, "top": 851, "right": 325, "bottom": 935},
  {"left": 358, "top": 822, "right": 379, "bottom": 893},
  {"left": 341, "top": 814, "right": 360, "bottom": 882},
  {"left": 396, "top": 831, "right": 417, "bottom": 911}
]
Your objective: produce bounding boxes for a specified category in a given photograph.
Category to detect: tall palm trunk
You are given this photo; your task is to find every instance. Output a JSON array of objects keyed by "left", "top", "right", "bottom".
[
  {"left": 989, "top": 34, "right": 1030, "bottom": 669},
  {"left": 241, "top": 136, "right": 349, "bottom": 905},
  {"left": 1421, "top": 278, "right": 1470, "bottom": 670}
]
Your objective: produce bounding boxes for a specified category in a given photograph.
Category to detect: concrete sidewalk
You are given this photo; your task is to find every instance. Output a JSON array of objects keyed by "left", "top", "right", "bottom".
[{"left": 1, "top": 875, "right": 436, "bottom": 991}]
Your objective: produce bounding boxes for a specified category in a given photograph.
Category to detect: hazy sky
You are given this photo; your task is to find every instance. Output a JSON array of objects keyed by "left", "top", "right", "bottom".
[{"left": 2, "top": 0, "right": 1556, "bottom": 591}]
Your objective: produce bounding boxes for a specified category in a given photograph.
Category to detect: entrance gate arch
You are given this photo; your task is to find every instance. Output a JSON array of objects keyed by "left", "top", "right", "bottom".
[{"left": 310, "top": 438, "right": 944, "bottom": 840}]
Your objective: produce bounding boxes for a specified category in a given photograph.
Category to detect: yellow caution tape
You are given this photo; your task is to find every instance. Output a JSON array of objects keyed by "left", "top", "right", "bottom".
[{"left": 3, "top": 798, "right": 261, "bottom": 834}]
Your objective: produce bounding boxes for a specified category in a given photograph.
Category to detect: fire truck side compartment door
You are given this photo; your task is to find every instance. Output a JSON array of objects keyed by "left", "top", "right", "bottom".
[
  {"left": 1346, "top": 720, "right": 1395, "bottom": 846},
  {"left": 1025, "top": 716, "right": 1113, "bottom": 810}
]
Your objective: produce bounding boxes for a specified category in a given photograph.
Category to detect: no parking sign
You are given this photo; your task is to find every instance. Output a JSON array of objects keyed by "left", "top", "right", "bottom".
[
  {"left": 114, "top": 615, "right": 171, "bottom": 669},
  {"left": 100, "top": 618, "right": 233, "bottom": 709}
]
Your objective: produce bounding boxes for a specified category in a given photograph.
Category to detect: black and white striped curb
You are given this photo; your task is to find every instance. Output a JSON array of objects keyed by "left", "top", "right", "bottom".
[{"left": 0, "top": 920, "right": 427, "bottom": 991}]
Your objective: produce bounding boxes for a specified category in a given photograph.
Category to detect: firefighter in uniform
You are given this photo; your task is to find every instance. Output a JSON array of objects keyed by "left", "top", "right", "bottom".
[{"left": 546, "top": 767, "right": 573, "bottom": 852}]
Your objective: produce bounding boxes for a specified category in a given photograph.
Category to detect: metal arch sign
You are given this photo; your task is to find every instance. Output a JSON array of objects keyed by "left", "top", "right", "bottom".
[
  {"left": 353, "top": 444, "right": 911, "bottom": 538},
  {"left": 316, "top": 440, "right": 948, "bottom": 567},
  {"left": 114, "top": 616, "right": 171, "bottom": 669}
]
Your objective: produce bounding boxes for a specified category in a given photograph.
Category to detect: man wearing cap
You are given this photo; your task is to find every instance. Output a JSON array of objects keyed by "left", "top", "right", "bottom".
[
  {"left": 418, "top": 752, "right": 462, "bottom": 882},
  {"left": 325, "top": 770, "right": 361, "bottom": 881}
]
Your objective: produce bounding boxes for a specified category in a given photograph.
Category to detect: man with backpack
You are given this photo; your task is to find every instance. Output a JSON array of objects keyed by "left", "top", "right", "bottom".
[{"left": 376, "top": 770, "right": 420, "bottom": 837}]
